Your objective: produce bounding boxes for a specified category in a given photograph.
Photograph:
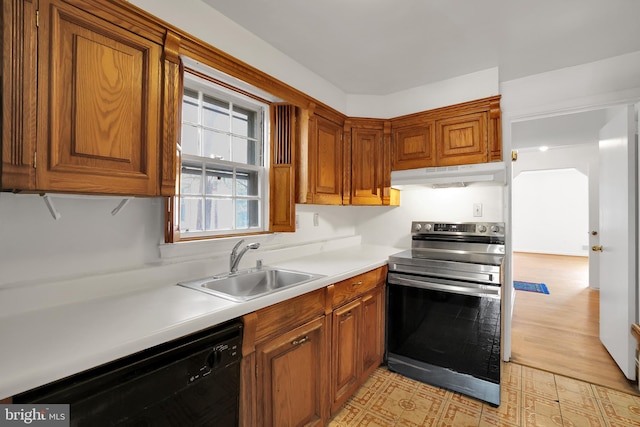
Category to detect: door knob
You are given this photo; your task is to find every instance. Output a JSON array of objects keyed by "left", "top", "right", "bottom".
[
  {"left": 592, "top": 245, "right": 603, "bottom": 252},
  {"left": 590, "top": 231, "right": 598, "bottom": 236}
]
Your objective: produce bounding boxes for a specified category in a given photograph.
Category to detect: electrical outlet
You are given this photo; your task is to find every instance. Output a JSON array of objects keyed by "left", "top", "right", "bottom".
[
  {"left": 473, "top": 203, "right": 483, "bottom": 217},
  {"left": 295, "top": 214, "right": 300, "bottom": 228},
  {"left": 313, "top": 213, "right": 319, "bottom": 227}
]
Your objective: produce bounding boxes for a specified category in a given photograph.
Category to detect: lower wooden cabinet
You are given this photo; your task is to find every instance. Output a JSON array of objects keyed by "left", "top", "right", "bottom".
[
  {"left": 360, "top": 289, "right": 385, "bottom": 377},
  {"left": 331, "top": 299, "right": 361, "bottom": 410},
  {"left": 240, "top": 266, "right": 387, "bottom": 426},
  {"left": 330, "top": 285, "right": 385, "bottom": 414},
  {"left": 256, "top": 316, "right": 329, "bottom": 427}
]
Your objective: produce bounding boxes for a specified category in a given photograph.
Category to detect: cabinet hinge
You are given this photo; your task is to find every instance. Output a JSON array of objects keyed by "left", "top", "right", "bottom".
[{"left": 36, "top": 10, "right": 39, "bottom": 27}]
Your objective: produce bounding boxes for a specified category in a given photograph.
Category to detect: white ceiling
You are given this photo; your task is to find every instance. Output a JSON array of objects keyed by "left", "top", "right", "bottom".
[{"left": 201, "top": 0, "right": 640, "bottom": 96}]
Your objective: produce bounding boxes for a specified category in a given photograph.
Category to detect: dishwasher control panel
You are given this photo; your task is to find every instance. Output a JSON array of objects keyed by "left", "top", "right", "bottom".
[{"left": 188, "top": 336, "right": 241, "bottom": 384}]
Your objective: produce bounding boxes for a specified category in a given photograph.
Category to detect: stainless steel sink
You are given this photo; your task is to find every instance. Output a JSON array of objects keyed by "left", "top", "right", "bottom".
[{"left": 178, "top": 267, "right": 325, "bottom": 302}]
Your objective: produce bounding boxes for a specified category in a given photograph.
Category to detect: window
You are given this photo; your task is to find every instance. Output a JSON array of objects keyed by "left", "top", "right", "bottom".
[{"left": 177, "top": 72, "right": 269, "bottom": 238}]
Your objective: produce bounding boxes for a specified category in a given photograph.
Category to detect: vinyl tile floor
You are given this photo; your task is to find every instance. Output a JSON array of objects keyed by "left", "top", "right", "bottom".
[{"left": 328, "top": 363, "right": 640, "bottom": 426}]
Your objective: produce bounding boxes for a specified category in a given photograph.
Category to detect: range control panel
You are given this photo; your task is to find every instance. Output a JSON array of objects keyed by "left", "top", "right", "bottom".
[{"left": 412, "top": 221, "right": 504, "bottom": 236}]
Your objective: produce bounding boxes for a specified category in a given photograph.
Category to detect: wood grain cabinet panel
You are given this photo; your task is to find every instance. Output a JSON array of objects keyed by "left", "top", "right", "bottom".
[
  {"left": 391, "top": 96, "right": 502, "bottom": 170},
  {"left": 360, "top": 289, "right": 384, "bottom": 377},
  {"left": 392, "top": 122, "right": 436, "bottom": 170},
  {"left": 2, "top": 0, "right": 38, "bottom": 190},
  {"left": 2, "top": 0, "right": 180, "bottom": 196},
  {"left": 350, "top": 127, "right": 383, "bottom": 205},
  {"left": 436, "top": 112, "right": 488, "bottom": 166},
  {"left": 312, "top": 115, "right": 344, "bottom": 204},
  {"left": 256, "top": 316, "right": 329, "bottom": 427},
  {"left": 36, "top": 0, "right": 162, "bottom": 195},
  {"left": 331, "top": 299, "right": 361, "bottom": 411},
  {"left": 329, "top": 266, "right": 386, "bottom": 414}
]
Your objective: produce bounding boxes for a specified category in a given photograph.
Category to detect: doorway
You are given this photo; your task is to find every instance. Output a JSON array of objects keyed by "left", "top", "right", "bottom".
[{"left": 507, "top": 107, "right": 638, "bottom": 394}]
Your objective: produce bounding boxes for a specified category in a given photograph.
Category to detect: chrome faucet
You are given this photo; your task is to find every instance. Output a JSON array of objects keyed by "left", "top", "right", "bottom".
[{"left": 229, "top": 240, "right": 261, "bottom": 273}]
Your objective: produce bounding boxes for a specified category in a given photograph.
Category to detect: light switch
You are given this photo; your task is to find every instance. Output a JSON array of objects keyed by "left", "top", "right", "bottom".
[{"left": 473, "top": 203, "right": 483, "bottom": 217}]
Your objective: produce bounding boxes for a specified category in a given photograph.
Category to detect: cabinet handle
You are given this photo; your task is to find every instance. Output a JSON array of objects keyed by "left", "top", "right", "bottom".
[
  {"left": 342, "top": 311, "right": 352, "bottom": 319},
  {"left": 291, "top": 336, "right": 309, "bottom": 346},
  {"left": 352, "top": 281, "right": 363, "bottom": 287}
]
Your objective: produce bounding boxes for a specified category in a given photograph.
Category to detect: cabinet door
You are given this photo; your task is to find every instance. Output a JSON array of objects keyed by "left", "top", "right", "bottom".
[
  {"left": 310, "top": 116, "right": 343, "bottom": 205},
  {"left": 256, "top": 317, "right": 328, "bottom": 427},
  {"left": 360, "top": 288, "right": 385, "bottom": 377},
  {"left": 392, "top": 123, "right": 435, "bottom": 171},
  {"left": 435, "top": 112, "right": 488, "bottom": 166},
  {"left": 330, "top": 299, "right": 361, "bottom": 413},
  {"left": 37, "top": 0, "right": 162, "bottom": 195},
  {"left": 351, "top": 128, "right": 382, "bottom": 205}
]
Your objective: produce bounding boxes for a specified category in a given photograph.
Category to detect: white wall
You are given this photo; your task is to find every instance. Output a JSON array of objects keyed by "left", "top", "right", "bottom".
[
  {"left": 511, "top": 143, "right": 599, "bottom": 257},
  {"left": 512, "top": 168, "right": 589, "bottom": 256},
  {"left": 347, "top": 68, "right": 500, "bottom": 118},
  {"left": 500, "top": 50, "right": 640, "bottom": 118},
  {"left": 0, "top": 193, "right": 357, "bottom": 288},
  {"left": 354, "top": 185, "right": 505, "bottom": 248}
]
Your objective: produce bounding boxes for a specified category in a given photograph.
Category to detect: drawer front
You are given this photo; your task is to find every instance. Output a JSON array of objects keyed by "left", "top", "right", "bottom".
[
  {"left": 254, "top": 288, "right": 326, "bottom": 345},
  {"left": 332, "top": 266, "right": 386, "bottom": 308}
]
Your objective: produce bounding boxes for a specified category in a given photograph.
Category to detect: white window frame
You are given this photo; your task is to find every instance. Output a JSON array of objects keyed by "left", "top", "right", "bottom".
[{"left": 178, "top": 69, "right": 271, "bottom": 239}]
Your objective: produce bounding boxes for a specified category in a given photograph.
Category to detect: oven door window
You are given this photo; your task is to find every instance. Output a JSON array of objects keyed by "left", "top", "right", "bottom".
[{"left": 387, "top": 283, "right": 500, "bottom": 383}]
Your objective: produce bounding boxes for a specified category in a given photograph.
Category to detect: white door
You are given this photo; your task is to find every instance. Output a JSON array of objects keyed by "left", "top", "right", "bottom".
[{"left": 598, "top": 105, "right": 637, "bottom": 380}]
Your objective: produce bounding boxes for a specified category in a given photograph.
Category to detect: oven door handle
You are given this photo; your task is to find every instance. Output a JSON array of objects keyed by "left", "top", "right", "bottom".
[{"left": 388, "top": 274, "right": 500, "bottom": 299}]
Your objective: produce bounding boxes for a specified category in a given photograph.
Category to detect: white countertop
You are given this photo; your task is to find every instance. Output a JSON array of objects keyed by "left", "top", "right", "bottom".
[{"left": 0, "top": 243, "right": 399, "bottom": 400}]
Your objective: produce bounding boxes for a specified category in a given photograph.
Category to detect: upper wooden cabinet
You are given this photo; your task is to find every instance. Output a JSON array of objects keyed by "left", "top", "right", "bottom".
[
  {"left": 2, "top": 0, "right": 181, "bottom": 196},
  {"left": 391, "top": 96, "right": 502, "bottom": 171},
  {"left": 392, "top": 119, "right": 436, "bottom": 170},
  {"left": 270, "top": 104, "right": 297, "bottom": 232},
  {"left": 297, "top": 108, "right": 345, "bottom": 205},
  {"left": 347, "top": 120, "right": 385, "bottom": 206},
  {"left": 298, "top": 113, "right": 396, "bottom": 206},
  {"left": 436, "top": 112, "right": 487, "bottom": 166}
]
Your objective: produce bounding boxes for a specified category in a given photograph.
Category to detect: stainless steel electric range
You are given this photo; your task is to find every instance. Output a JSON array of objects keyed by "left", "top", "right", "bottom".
[{"left": 386, "top": 221, "right": 505, "bottom": 406}]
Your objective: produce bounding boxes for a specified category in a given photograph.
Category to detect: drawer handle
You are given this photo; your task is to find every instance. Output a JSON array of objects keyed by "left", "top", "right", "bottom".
[
  {"left": 352, "top": 281, "right": 363, "bottom": 287},
  {"left": 292, "top": 336, "right": 310, "bottom": 346}
]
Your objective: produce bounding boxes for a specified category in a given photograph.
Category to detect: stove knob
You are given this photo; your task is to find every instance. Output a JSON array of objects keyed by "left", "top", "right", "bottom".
[
  {"left": 414, "top": 223, "right": 422, "bottom": 231},
  {"left": 490, "top": 225, "right": 500, "bottom": 233},
  {"left": 424, "top": 224, "right": 432, "bottom": 231},
  {"left": 478, "top": 225, "right": 487, "bottom": 233}
]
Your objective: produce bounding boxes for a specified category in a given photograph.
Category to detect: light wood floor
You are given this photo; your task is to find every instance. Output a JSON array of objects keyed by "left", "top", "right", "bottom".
[{"left": 511, "top": 252, "right": 639, "bottom": 395}]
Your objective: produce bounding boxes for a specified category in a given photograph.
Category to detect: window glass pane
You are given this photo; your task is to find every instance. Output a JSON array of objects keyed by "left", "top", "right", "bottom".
[
  {"left": 232, "top": 106, "right": 255, "bottom": 138},
  {"left": 206, "top": 166, "right": 233, "bottom": 196},
  {"left": 232, "top": 136, "right": 259, "bottom": 165},
  {"left": 203, "top": 96, "right": 230, "bottom": 130},
  {"left": 179, "top": 75, "right": 266, "bottom": 238},
  {"left": 181, "top": 166, "right": 202, "bottom": 195},
  {"left": 181, "top": 124, "right": 200, "bottom": 156},
  {"left": 205, "top": 198, "right": 234, "bottom": 231},
  {"left": 182, "top": 89, "right": 199, "bottom": 124},
  {"left": 203, "top": 129, "right": 230, "bottom": 160},
  {"left": 180, "top": 197, "right": 203, "bottom": 232},
  {"left": 236, "top": 170, "right": 259, "bottom": 196},
  {"left": 236, "top": 199, "right": 259, "bottom": 229}
]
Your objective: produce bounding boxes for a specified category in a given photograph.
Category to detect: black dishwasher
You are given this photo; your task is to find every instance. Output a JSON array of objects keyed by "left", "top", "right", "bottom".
[{"left": 15, "top": 319, "right": 243, "bottom": 426}]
